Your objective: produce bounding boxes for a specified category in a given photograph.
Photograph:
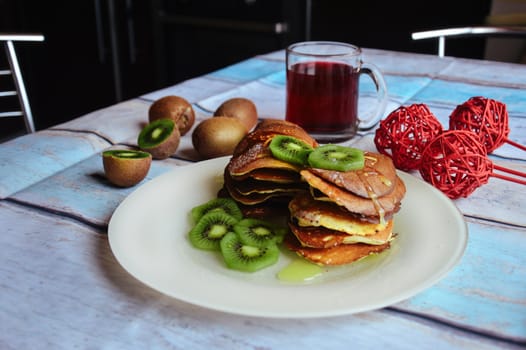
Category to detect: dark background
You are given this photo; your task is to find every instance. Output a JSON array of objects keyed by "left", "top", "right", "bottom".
[{"left": 1, "top": 0, "right": 492, "bottom": 138}]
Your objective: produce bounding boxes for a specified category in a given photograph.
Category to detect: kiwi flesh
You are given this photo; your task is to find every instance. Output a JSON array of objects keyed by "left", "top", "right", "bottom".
[
  {"left": 220, "top": 232, "right": 280, "bottom": 272},
  {"left": 191, "top": 197, "right": 243, "bottom": 223},
  {"left": 233, "top": 218, "right": 287, "bottom": 247},
  {"left": 102, "top": 149, "right": 152, "bottom": 187},
  {"left": 189, "top": 212, "right": 239, "bottom": 251},
  {"left": 308, "top": 144, "right": 365, "bottom": 171},
  {"left": 138, "top": 118, "right": 181, "bottom": 159},
  {"left": 269, "top": 135, "right": 314, "bottom": 166}
]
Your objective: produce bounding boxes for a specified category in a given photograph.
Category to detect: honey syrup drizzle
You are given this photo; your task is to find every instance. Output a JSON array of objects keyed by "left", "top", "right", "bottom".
[{"left": 359, "top": 155, "right": 387, "bottom": 225}]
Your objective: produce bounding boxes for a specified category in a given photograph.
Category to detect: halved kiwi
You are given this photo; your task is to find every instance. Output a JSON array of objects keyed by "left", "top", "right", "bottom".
[
  {"left": 191, "top": 197, "right": 243, "bottom": 223},
  {"left": 269, "top": 135, "right": 314, "bottom": 166},
  {"left": 233, "top": 218, "right": 287, "bottom": 247},
  {"left": 220, "top": 232, "right": 280, "bottom": 272},
  {"left": 138, "top": 118, "right": 180, "bottom": 159},
  {"left": 102, "top": 149, "right": 152, "bottom": 187},
  {"left": 188, "top": 212, "right": 239, "bottom": 251},
  {"left": 308, "top": 144, "right": 365, "bottom": 171}
]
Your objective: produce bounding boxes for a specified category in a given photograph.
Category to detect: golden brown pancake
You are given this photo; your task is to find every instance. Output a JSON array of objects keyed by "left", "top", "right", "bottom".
[
  {"left": 284, "top": 233, "right": 391, "bottom": 266},
  {"left": 228, "top": 142, "right": 300, "bottom": 176},
  {"left": 301, "top": 170, "right": 406, "bottom": 220},
  {"left": 308, "top": 152, "right": 397, "bottom": 198},
  {"left": 288, "top": 192, "right": 389, "bottom": 235},
  {"left": 289, "top": 220, "right": 393, "bottom": 248},
  {"left": 231, "top": 168, "right": 301, "bottom": 184}
]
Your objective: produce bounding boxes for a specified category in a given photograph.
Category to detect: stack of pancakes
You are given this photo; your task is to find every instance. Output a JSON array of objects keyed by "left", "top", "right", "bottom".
[
  {"left": 222, "top": 119, "right": 318, "bottom": 217},
  {"left": 222, "top": 119, "right": 406, "bottom": 266},
  {"left": 285, "top": 152, "right": 406, "bottom": 266}
]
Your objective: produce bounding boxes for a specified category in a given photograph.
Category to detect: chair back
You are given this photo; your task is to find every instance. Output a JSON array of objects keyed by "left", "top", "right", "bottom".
[
  {"left": 0, "top": 33, "right": 45, "bottom": 134},
  {"left": 411, "top": 26, "right": 526, "bottom": 59}
]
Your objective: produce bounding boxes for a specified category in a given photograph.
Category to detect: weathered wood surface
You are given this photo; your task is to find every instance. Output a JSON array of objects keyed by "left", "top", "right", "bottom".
[{"left": 1, "top": 48, "right": 525, "bottom": 349}]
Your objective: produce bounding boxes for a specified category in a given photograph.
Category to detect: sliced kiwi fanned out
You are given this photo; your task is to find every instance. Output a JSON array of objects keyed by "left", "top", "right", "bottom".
[
  {"left": 188, "top": 212, "right": 239, "bottom": 251},
  {"left": 308, "top": 144, "right": 365, "bottom": 171},
  {"left": 269, "top": 135, "right": 314, "bottom": 166},
  {"left": 138, "top": 118, "right": 180, "bottom": 159},
  {"left": 233, "top": 218, "right": 287, "bottom": 248},
  {"left": 220, "top": 232, "right": 280, "bottom": 272},
  {"left": 191, "top": 197, "right": 243, "bottom": 223}
]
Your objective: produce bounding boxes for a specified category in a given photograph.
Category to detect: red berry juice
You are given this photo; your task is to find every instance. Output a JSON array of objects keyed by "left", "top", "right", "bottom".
[{"left": 285, "top": 61, "right": 359, "bottom": 134}]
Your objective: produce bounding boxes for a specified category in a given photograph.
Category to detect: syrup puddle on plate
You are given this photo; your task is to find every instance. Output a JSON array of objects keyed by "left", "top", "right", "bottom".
[{"left": 277, "top": 259, "right": 324, "bottom": 283}]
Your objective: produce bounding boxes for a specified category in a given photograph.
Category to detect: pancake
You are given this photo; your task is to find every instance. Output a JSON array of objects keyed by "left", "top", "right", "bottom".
[
  {"left": 289, "top": 220, "right": 394, "bottom": 248},
  {"left": 231, "top": 168, "right": 301, "bottom": 184},
  {"left": 288, "top": 192, "right": 388, "bottom": 235},
  {"left": 228, "top": 142, "right": 300, "bottom": 176},
  {"left": 224, "top": 171, "right": 300, "bottom": 205},
  {"left": 308, "top": 152, "right": 397, "bottom": 198},
  {"left": 284, "top": 232, "right": 391, "bottom": 266},
  {"left": 301, "top": 169, "right": 406, "bottom": 221}
]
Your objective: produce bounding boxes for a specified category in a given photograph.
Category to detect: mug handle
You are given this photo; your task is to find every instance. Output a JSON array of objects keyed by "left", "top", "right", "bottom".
[{"left": 358, "top": 62, "right": 388, "bottom": 130}]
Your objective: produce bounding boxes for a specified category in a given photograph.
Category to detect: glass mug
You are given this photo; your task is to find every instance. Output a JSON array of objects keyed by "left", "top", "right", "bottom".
[{"left": 285, "top": 41, "right": 388, "bottom": 142}]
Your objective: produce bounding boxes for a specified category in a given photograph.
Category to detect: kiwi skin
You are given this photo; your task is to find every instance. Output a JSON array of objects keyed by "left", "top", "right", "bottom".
[
  {"left": 148, "top": 95, "right": 195, "bottom": 135},
  {"left": 214, "top": 97, "right": 258, "bottom": 132},
  {"left": 192, "top": 116, "right": 247, "bottom": 159},
  {"left": 138, "top": 119, "right": 181, "bottom": 160},
  {"left": 102, "top": 149, "right": 152, "bottom": 187}
]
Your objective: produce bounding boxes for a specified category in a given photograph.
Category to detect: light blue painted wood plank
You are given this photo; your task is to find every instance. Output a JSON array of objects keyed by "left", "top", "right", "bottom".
[
  {"left": 10, "top": 153, "right": 186, "bottom": 227},
  {"left": 206, "top": 57, "right": 283, "bottom": 83},
  {"left": 409, "top": 79, "right": 526, "bottom": 116},
  {"left": 395, "top": 218, "right": 526, "bottom": 342},
  {"left": 0, "top": 130, "right": 109, "bottom": 199}
]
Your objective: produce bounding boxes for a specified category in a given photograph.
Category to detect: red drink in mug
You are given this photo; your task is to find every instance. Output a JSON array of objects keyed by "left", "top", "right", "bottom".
[{"left": 285, "top": 42, "right": 387, "bottom": 142}]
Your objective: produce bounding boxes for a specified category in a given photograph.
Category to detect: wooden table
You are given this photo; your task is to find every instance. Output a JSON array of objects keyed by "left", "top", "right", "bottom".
[{"left": 1, "top": 48, "right": 525, "bottom": 349}]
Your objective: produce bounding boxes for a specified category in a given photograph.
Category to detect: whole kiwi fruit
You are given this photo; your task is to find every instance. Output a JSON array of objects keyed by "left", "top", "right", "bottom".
[
  {"left": 138, "top": 118, "right": 181, "bottom": 159},
  {"left": 192, "top": 116, "right": 247, "bottom": 159},
  {"left": 148, "top": 95, "right": 195, "bottom": 135},
  {"left": 214, "top": 97, "right": 258, "bottom": 132},
  {"left": 102, "top": 149, "right": 152, "bottom": 187}
]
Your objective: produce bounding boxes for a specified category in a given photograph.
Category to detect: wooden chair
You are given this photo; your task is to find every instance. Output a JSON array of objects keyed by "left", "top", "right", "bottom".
[
  {"left": 0, "top": 33, "right": 45, "bottom": 134},
  {"left": 411, "top": 26, "right": 526, "bottom": 58}
]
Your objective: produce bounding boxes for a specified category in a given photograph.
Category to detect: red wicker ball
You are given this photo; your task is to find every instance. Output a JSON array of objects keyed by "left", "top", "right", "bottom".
[
  {"left": 374, "top": 104, "right": 443, "bottom": 171},
  {"left": 419, "top": 130, "right": 493, "bottom": 199},
  {"left": 449, "top": 96, "right": 510, "bottom": 154}
]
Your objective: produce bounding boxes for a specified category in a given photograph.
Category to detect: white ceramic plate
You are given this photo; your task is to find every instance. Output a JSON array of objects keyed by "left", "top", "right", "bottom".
[{"left": 108, "top": 156, "right": 468, "bottom": 318}]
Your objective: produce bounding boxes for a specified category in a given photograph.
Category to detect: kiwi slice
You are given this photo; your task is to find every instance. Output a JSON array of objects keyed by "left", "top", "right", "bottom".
[
  {"left": 188, "top": 212, "right": 238, "bottom": 251},
  {"left": 308, "top": 144, "right": 365, "bottom": 171},
  {"left": 138, "top": 118, "right": 180, "bottom": 159},
  {"left": 220, "top": 232, "right": 280, "bottom": 272},
  {"left": 191, "top": 198, "right": 243, "bottom": 223},
  {"left": 269, "top": 135, "right": 314, "bottom": 166},
  {"left": 233, "top": 218, "right": 287, "bottom": 247}
]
